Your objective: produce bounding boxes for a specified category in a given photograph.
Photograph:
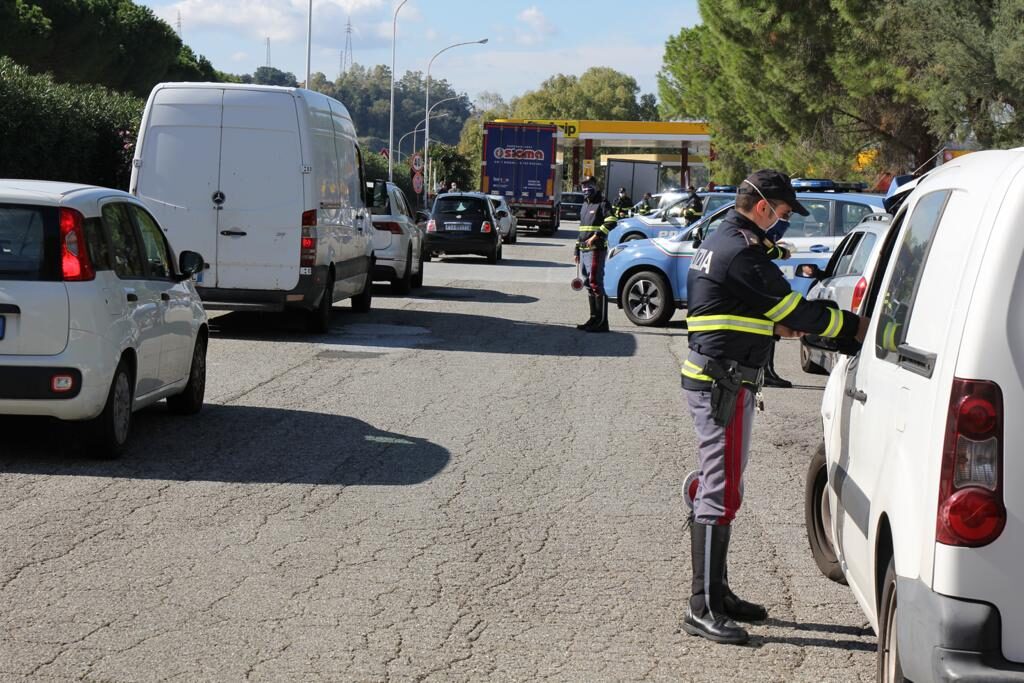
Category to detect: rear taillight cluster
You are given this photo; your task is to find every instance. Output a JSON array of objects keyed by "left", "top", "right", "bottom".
[
  {"left": 937, "top": 378, "right": 1006, "bottom": 547},
  {"left": 301, "top": 210, "right": 317, "bottom": 267},
  {"left": 481, "top": 222, "right": 492, "bottom": 233},
  {"left": 851, "top": 277, "right": 867, "bottom": 312},
  {"left": 426, "top": 219, "right": 437, "bottom": 233},
  {"left": 60, "top": 208, "right": 94, "bottom": 282},
  {"left": 375, "top": 221, "right": 403, "bottom": 234}
]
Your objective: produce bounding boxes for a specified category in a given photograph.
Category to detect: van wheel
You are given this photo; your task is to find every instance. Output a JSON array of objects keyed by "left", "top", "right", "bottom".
[
  {"left": 805, "top": 443, "right": 846, "bottom": 583},
  {"left": 86, "top": 360, "right": 133, "bottom": 459},
  {"left": 411, "top": 251, "right": 424, "bottom": 288},
  {"left": 800, "top": 341, "right": 829, "bottom": 375},
  {"left": 306, "top": 273, "right": 335, "bottom": 333},
  {"left": 392, "top": 247, "right": 413, "bottom": 294},
  {"left": 167, "top": 334, "right": 207, "bottom": 415},
  {"left": 352, "top": 269, "right": 372, "bottom": 312},
  {"left": 878, "top": 558, "right": 906, "bottom": 682},
  {"left": 622, "top": 270, "right": 674, "bottom": 326}
]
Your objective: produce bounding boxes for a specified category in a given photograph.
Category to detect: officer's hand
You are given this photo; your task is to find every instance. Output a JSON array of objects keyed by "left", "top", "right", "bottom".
[
  {"left": 855, "top": 316, "right": 871, "bottom": 343},
  {"left": 585, "top": 235, "right": 597, "bottom": 246},
  {"left": 573, "top": 252, "right": 579, "bottom": 265},
  {"left": 773, "top": 323, "right": 804, "bottom": 338}
]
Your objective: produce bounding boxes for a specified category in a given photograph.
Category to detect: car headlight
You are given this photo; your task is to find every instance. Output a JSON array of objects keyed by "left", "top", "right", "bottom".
[{"left": 608, "top": 246, "right": 624, "bottom": 260}]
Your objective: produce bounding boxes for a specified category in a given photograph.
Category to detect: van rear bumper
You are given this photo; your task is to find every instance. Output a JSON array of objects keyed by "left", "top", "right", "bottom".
[
  {"left": 898, "top": 577, "right": 1024, "bottom": 681},
  {"left": 198, "top": 267, "right": 328, "bottom": 312}
]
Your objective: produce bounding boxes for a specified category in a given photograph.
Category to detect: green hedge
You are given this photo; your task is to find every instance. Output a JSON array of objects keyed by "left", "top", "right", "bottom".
[{"left": 0, "top": 57, "right": 143, "bottom": 190}]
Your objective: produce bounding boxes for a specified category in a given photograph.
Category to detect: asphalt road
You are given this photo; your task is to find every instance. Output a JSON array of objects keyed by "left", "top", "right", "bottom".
[{"left": 1, "top": 223, "right": 877, "bottom": 681}]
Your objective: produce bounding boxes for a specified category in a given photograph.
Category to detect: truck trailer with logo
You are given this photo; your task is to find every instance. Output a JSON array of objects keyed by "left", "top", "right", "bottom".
[{"left": 480, "top": 122, "right": 562, "bottom": 236}]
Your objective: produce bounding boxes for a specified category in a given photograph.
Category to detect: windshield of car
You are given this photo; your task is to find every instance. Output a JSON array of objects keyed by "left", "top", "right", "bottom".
[
  {"left": 433, "top": 197, "right": 488, "bottom": 218},
  {"left": 0, "top": 204, "right": 58, "bottom": 281}
]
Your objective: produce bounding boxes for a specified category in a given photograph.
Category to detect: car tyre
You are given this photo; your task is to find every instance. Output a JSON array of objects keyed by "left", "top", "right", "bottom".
[
  {"left": 804, "top": 442, "right": 847, "bottom": 584},
  {"left": 86, "top": 359, "right": 133, "bottom": 459},
  {"left": 411, "top": 250, "right": 424, "bottom": 288},
  {"left": 307, "top": 272, "right": 335, "bottom": 332},
  {"left": 877, "top": 557, "right": 906, "bottom": 682},
  {"left": 352, "top": 267, "right": 373, "bottom": 312},
  {"left": 487, "top": 242, "right": 501, "bottom": 264},
  {"left": 392, "top": 247, "right": 413, "bottom": 294},
  {"left": 622, "top": 270, "right": 674, "bottom": 326},
  {"left": 167, "top": 333, "right": 207, "bottom": 415},
  {"left": 800, "top": 340, "right": 829, "bottom": 375}
]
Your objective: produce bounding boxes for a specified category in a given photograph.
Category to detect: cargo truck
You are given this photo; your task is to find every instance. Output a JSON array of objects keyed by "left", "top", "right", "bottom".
[{"left": 481, "top": 122, "right": 562, "bottom": 236}]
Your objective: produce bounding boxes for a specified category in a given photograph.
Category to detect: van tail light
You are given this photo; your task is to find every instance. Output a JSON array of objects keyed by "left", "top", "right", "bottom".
[
  {"left": 426, "top": 220, "right": 437, "bottom": 233},
  {"left": 59, "top": 208, "right": 95, "bottom": 281},
  {"left": 481, "top": 222, "right": 492, "bottom": 233},
  {"left": 851, "top": 276, "right": 867, "bottom": 312},
  {"left": 375, "top": 221, "right": 403, "bottom": 234},
  {"left": 301, "top": 209, "right": 317, "bottom": 227},
  {"left": 936, "top": 378, "right": 1006, "bottom": 547},
  {"left": 300, "top": 228, "right": 317, "bottom": 267}
]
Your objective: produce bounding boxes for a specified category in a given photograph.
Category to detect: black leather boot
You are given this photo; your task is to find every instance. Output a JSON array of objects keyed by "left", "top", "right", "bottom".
[
  {"left": 585, "top": 294, "right": 609, "bottom": 333},
  {"left": 682, "top": 523, "right": 750, "bottom": 645},
  {"left": 723, "top": 564, "right": 768, "bottom": 622},
  {"left": 577, "top": 294, "right": 598, "bottom": 330},
  {"left": 763, "top": 341, "right": 792, "bottom": 388}
]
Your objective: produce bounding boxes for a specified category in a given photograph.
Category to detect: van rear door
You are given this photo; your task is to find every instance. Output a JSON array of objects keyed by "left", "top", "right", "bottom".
[
  {"left": 0, "top": 204, "right": 69, "bottom": 356},
  {"left": 133, "top": 86, "right": 223, "bottom": 288},
  {"left": 216, "top": 89, "right": 304, "bottom": 291}
]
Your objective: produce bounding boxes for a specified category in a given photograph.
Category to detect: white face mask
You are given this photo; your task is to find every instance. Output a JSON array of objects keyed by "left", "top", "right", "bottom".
[{"left": 742, "top": 179, "right": 791, "bottom": 233}]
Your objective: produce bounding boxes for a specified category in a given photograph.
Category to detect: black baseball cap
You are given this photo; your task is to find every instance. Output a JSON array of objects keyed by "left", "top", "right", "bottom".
[{"left": 739, "top": 169, "right": 809, "bottom": 216}]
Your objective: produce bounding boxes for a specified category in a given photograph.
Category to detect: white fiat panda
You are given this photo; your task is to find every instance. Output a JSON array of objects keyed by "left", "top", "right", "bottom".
[
  {"left": 803, "top": 149, "right": 1024, "bottom": 681},
  {"left": 0, "top": 181, "right": 208, "bottom": 457}
]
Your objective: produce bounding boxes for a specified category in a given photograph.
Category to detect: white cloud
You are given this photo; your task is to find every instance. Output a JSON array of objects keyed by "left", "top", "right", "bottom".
[
  {"left": 230, "top": 51, "right": 250, "bottom": 63},
  {"left": 516, "top": 6, "right": 556, "bottom": 46}
]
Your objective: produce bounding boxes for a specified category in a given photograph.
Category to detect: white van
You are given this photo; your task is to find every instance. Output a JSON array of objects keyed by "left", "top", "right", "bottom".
[
  {"left": 131, "top": 83, "right": 373, "bottom": 332},
  {"left": 802, "top": 149, "right": 1024, "bottom": 681}
]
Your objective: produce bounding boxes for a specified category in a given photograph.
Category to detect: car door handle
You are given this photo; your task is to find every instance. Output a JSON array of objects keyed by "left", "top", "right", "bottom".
[
  {"left": 160, "top": 292, "right": 171, "bottom": 302},
  {"left": 845, "top": 388, "right": 868, "bottom": 403},
  {"left": 126, "top": 292, "right": 138, "bottom": 303},
  {"left": 220, "top": 229, "right": 247, "bottom": 237}
]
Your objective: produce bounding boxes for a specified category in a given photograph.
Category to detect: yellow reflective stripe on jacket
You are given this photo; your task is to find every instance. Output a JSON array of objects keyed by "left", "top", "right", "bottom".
[
  {"left": 764, "top": 292, "right": 802, "bottom": 322},
  {"left": 681, "top": 360, "right": 713, "bottom": 382},
  {"left": 578, "top": 225, "right": 600, "bottom": 232},
  {"left": 686, "top": 314, "right": 774, "bottom": 336},
  {"left": 597, "top": 225, "right": 611, "bottom": 235},
  {"left": 821, "top": 308, "right": 843, "bottom": 338},
  {"left": 882, "top": 320, "right": 900, "bottom": 351}
]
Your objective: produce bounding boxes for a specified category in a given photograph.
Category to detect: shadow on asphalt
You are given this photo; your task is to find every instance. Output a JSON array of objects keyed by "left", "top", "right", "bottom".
[
  {"left": 377, "top": 285, "right": 539, "bottom": 304},
  {"left": 210, "top": 308, "right": 638, "bottom": 358},
  {"left": 749, "top": 634, "right": 876, "bottom": 652},
  {"left": 508, "top": 240, "right": 564, "bottom": 248},
  {"left": 431, "top": 256, "right": 572, "bottom": 269},
  {"left": 0, "top": 406, "right": 450, "bottom": 484}
]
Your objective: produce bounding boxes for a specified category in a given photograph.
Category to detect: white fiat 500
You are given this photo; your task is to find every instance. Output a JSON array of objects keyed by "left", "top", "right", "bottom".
[
  {"left": 802, "top": 149, "right": 1024, "bottom": 681},
  {"left": 0, "top": 180, "right": 208, "bottom": 457}
]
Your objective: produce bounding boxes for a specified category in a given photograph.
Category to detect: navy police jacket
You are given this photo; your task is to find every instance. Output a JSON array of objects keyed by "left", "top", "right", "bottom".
[
  {"left": 683, "top": 209, "right": 860, "bottom": 388},
  {"left": 576, "top": 194, "right": 612, "bottom": 252}
]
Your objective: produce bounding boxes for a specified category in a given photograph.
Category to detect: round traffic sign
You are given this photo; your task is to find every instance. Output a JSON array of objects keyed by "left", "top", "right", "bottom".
[
  {"left": 412, "top": 171, "right": 424, "bottom": 194},
  {"left": 411, "top": 154, "right": 424, "bottom": 172}
]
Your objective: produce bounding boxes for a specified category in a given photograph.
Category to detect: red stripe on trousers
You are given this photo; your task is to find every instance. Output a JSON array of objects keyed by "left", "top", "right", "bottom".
[{"left": 719, "top": 388, "right": 745, "bottom": 525}]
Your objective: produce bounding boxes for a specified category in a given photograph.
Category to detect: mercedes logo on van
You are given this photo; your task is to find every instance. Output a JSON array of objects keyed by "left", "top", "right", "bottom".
[{"left": 212, "top": 191, "right": 225, "bottom": 206}]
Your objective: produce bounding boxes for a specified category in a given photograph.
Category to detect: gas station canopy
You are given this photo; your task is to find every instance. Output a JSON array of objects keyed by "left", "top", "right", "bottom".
[{"left": 495, "top": 118, "right": 712, "bottom": 185}]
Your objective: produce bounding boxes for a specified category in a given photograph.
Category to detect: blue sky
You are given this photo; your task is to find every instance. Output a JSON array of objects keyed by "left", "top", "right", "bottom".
[{"left": 139, "top": 0, "right": 701, "bottom": 103}]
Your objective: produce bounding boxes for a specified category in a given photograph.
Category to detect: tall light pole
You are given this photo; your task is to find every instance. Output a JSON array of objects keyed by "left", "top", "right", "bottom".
[
  {"left": 304, "top": 0, "right": 313, "bottom": 87},
  {"left": 425, "top": 38, "right": 487, "bottom": 199},
  {"left": 398, "top": 109, "right": 452, "bottom": 162},
  {"left": 388, "top": 0, "right": 409, "bottom": 181}
]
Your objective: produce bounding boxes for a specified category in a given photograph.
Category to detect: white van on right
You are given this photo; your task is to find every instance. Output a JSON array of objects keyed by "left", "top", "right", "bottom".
[{"left": 805, "top": 148, "right": 1024, "bottom": 681}]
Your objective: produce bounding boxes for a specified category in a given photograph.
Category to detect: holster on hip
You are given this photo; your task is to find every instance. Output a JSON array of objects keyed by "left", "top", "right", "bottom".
[{"left": 703, "top": 359, "right": 743, "bottom": 427}]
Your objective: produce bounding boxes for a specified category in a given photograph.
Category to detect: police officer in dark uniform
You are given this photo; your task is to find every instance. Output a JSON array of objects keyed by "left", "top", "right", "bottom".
[
  {"left": 680, "top": 170, "right": 868, "bottom": 645},
  {"left": 574, "top": 177, "right": 614, "bottom": 333},
  {"left": 612, "top": 187, "right": 633, "bottom": 218},
  {"left": 683, "top": 185, "right": 704, "bottom": 225}
]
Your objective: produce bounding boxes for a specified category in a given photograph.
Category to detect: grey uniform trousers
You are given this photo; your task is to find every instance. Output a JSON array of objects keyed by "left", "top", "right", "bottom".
[{"left": 684, "top": 387, "right": 756, "bottom": 525}]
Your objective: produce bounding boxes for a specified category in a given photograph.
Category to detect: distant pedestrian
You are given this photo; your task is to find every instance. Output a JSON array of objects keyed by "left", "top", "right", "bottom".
[{"left": 613, "top": 187, "right": 633, "bottom": 218}]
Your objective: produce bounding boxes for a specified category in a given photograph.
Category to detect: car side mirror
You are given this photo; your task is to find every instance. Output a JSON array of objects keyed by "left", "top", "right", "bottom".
[
  {"left": 178, "top": 250, "right": 205, "bottom": 281},
  {"left": 415, "top": 210, "right": 430, "bottom": 224},
  {"left": 796, "top": 263, "right": 825, "bottom": 280},
  {"left": 496, "top": 209, "right": 509, "bottom": 218}
]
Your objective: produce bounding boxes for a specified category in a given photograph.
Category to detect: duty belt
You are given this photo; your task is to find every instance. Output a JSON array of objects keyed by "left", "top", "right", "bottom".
[{"left": 682, "top": 351, "right": 764, "bottom": 387}]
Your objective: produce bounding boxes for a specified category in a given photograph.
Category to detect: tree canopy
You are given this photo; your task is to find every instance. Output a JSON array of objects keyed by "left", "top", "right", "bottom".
[
  {"left": 511, "top": 67, "right": 659, "bottom": 121},
  {"left": 659, "top": 0, "right": 1024, "bottom": 182}
]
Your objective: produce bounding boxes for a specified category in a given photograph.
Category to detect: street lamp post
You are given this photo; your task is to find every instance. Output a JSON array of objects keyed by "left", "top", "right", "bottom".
[
  {"left": 304, "top": 0, "right": 313, "bottom": 87},
  {"left": 398, "top": 109, "right": 451, "bottom": 162},
  {"left": 424, "top": 39, "right": 487, "bottom": 199},
  {"left": 388, "top": 0, "right": 410, "bottom": 181}
]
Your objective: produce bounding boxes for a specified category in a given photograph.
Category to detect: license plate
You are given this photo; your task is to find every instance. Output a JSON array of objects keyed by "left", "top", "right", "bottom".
[
  {"left": 444, "top": 222, "right": 472, "bottom": 231},
  {"left": 0, "top": 315, "right": 4, "bottom": 340}
]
